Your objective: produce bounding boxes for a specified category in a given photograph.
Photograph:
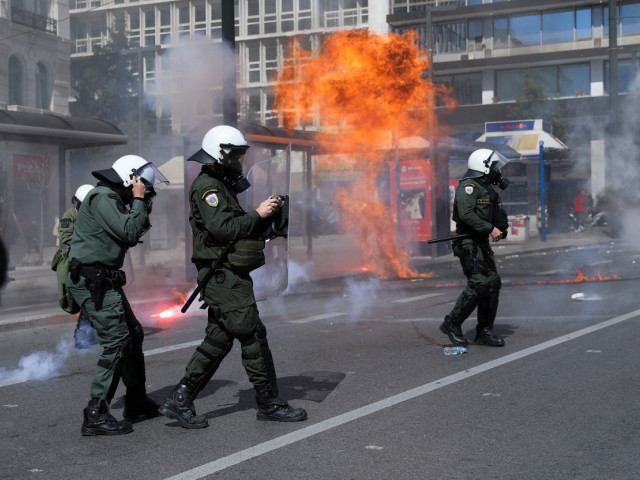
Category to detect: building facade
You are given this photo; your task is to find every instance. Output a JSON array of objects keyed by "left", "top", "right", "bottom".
[
  {"left": 69, "top": 0, "right": 381, "bottom": 136},
  {"left": 389, "top": 0, "right": 640, "bottom": 225},
  {"left": 0, "top": 0, "right": 126, "bottom": 265}
]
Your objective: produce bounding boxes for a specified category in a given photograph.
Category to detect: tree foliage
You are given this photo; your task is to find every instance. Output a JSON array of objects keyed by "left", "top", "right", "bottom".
[
  {"left": 506, "top": 72, "right": 566, "bottom": 141},
  {"left": 70, "top": 12, "right": 156, "bottom": 170}
]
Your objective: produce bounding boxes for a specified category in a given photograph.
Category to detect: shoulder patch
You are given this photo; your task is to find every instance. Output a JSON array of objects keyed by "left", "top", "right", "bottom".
[
  {"left": 204, "top": 192, "right": 219, "bottom": 207},
  {"left": 60, "top": 218, "right": 71, "bottom": 228},
  {"left": 201, "top": 188, "right": 218, "bottom": 200},
  {"left": 464, "top": 184, "right": 475, "bottom": 195}
]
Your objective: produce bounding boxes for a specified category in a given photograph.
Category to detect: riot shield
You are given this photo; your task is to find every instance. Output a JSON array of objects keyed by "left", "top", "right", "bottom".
[{"left": 239, "top": 146, "right": 291, "bottom": 301}]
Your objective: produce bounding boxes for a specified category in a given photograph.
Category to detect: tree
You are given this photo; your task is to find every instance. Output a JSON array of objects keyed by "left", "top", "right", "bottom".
[
  {"left": 70, "top": 11, "right": 156, "bottom": 171},
  {"left": 506, "top": 72, "right": 566, "bottom": 141}
]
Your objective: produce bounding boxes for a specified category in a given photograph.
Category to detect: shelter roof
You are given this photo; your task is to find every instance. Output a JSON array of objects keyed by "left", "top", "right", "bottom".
[{"left": 0, "top": 109, "right": 128, "bottom": 148}]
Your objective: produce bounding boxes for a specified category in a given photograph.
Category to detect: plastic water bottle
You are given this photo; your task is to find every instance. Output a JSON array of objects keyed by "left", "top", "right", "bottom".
[{"left": 444, "top": 346, "right": 468, "bottom": 356}]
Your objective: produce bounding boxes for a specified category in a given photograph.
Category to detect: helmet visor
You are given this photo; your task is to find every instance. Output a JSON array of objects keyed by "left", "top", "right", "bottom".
[
  {"left": 134, "top": 163, "right": 170, "bottom": 190},
  {"left": 487, "top": 150, "right": 510, "bottom": 171},
  {"left": 221, "top": 145, "right": 250, "bottom": 173}
]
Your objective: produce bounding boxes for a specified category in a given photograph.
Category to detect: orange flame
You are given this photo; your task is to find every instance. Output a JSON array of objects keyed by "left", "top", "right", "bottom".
[
  {"left": 274, "top": 30, "right": 454, "bottom": 279},
  {"left": 536, "top": 269, "right": 621, "bottom": 284}
]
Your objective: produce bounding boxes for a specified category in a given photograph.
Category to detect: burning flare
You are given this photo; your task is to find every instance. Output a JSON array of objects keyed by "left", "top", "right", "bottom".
[
  {"left": 274, "top": 30, "right": 454, "bottom": 279},
  {"left": 536, "top": 269, "right": 621, "bottom": 284}
]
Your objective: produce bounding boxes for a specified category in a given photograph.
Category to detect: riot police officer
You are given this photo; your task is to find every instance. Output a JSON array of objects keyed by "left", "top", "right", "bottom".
[
  {"left": 58, "top": 184, "right": 98, "bottom": 349},
  {"left": 68, "top": 155, "right": 169, "bottom": 435},
  {"left": 440, "top": 148, "right": 510, "bottom": 348},
  {"left": 159, "top": 125, "right": 307, "bottom": 428}
]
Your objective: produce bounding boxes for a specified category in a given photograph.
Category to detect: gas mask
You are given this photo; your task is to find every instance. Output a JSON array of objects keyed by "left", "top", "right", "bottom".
[
  {"left": 487, "top": 163, "right": 510, "bottom": 190},
  {"left": 220, "top": 147, "right": 251, "bottom": 193}
]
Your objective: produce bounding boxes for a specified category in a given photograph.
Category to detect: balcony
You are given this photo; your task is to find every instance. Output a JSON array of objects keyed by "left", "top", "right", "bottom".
[{"left": 11, "top": 7, "right": 57, "bottom": 35}]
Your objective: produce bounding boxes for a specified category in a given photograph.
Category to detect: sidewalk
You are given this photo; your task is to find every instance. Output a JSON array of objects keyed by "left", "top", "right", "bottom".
[{"left": 0, "top": 227, "right": 617, "bottom": 332}]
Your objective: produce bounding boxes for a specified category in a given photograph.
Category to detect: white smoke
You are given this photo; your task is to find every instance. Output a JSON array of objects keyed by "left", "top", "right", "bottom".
[
  {"left": 325, "top": 276, "right": 381, "bottom": 321},
  {"left": 0, "top": 338, "right": 76, "bottom": 382}
]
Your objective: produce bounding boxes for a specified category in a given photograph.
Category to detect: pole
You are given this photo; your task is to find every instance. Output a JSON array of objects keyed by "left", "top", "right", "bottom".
[
  {"left": 539, "top": 141, "right": 546, "bottom": 242},
  {"left": 609, "top": 0, "right": 619, "bottom": 133},
  {"left": 221, "top": 0, "right": 237, "bottom": 127}
]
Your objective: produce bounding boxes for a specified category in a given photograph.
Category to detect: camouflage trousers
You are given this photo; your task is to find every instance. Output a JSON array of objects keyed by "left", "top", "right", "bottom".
[
  {"left": 448, "top": 239, "right": 502, "bottom": 329},
  {"left": 182, "top": 303, "right": 275, "bottom": 396}
]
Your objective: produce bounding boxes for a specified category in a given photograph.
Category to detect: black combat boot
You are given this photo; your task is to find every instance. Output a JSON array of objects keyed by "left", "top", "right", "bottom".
[
  {"left": 439, "top": 315, "right": 469, "bottom": 347},
  {"left": 255, "top": 385, "right": 307, "bottom": 422},
  {"left": 123, "top": 387, "right": 160, "bottom": 420},
  {"left": 158, "top": 380, "right": 208, "bottom": 429},
  {"left": 474, "top": 326, "right": 505, "bottom": 347},
  {"left": 81, "top": 398, "right": 133, "bottom": 436}
]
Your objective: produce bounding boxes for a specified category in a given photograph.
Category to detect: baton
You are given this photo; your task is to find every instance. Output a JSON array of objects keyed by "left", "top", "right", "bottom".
[
  {"left": 427, "top": 233, "right": 470, "bottom": 244},
  {"left": 181, "top": 241, "right": 235, "bottom": 313}
]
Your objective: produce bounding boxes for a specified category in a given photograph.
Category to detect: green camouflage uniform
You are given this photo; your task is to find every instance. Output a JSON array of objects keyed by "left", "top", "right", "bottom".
[
  {"left": 67, "top": 185, "right": 149, "bottom": 402},
  {"left": 181, "top": 168, "right": 275, "bottom": 396},
  {"left": 448, "top": 176, "right": 503, "bottom": 333}
]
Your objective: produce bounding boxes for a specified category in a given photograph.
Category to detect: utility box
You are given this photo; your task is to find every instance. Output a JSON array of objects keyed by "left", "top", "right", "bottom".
[{"left": 507, "top": 215, "right": 529, "bottom": 242}]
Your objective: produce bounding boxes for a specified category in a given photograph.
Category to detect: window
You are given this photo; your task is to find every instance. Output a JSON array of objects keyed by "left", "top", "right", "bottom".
[
  {"left": 559, "top": 64, "right": 590, "bottom": 96},
  {"left": 159, "top": 7, "right": 171, "bottom": 44},
  {"left": 542, "top": 11, "right": 573, "bottom": 43},
  {"left": 35, "top": 62, "right": 50, "bottom": 109},
  {"left": 144, "top": 10, "right": 156, "bottom": 47},
  {"left": 496, "top": 70, "right": 525, "bottom": 102},
  {"left": 435, "top": 72, "right": 482, "bottom": 105},
  {"left": 210, "top": 0, "right": 222, "bottom": 40},
  {"left": 510, "top": 14, "right": 540, "bottom": 46},
  {"left": 178, "top": 6, "right": 190, "bottom": 40},
  {"left": 9, "top": 56, "right": 23, "bottom": 105},
  {"left": 621, "top": 2, "right": 640, "bottom": 35},
  {"left": 496, "top": 64, "right": 591, "bottom": 101},
  {"left": 493, "top": 17, "right": 508, "bottom": 47},
  {"left": 576, "top": 8, "right": 591, "bottom": 39},
  {"left": 605, "top": 60, "right": 634, "bottom": 94},
  {"left": 433, "top": 22, "right": 466, "bottom": 53},
  {"left": 128, "top": 10, "right": 141, "bottom": 47}
]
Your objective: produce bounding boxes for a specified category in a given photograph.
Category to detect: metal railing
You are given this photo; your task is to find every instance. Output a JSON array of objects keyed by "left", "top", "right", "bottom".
[{"left": 11, "top": 7, "right": 57, "bottom": 35}]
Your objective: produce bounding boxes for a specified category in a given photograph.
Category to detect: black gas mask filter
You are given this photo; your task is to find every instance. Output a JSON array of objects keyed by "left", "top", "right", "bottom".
[
  {"left": 487, "top": 163, "right": 510, "bottom": 190},
  {"left": 220, "top": 146, "right": 251, "bottom": 194}
]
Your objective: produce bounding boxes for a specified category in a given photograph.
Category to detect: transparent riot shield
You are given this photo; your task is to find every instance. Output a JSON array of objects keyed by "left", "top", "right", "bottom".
[{"left": 239, "top": 146, "right": 291, "bottom": 301}]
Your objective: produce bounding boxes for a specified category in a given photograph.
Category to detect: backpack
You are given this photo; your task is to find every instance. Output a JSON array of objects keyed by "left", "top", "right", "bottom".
[{"left": 51, "top": 248, "right": 80, "bottom": 314}]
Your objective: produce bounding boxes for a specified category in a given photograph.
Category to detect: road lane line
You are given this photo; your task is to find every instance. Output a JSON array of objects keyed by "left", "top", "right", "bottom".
[
  {"left": 164, "top": 307, "right": 640, "bottom": 480},
  {"left": 393, "top": 293, "right": 443, "bottom": 303},
  {"left": 144, "top": 340, "right": 201, "bottom": 357},
  {"left": 289, "top": 312, "right": 347, "bottom": 324}
]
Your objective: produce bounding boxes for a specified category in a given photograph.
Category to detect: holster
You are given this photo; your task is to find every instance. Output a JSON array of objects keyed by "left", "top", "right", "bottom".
[{"left": 77, "top": 264, "right": 127, "bottom": 310}]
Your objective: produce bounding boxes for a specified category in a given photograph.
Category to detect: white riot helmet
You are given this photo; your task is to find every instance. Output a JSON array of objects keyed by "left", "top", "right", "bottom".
[
  {"left": 466, "top": 148, "right": 510, "bottom": 189},
  {"left": 72, "top": 184, "right": 94, "bottom": 208},
  {"left": 187, "top": 125, "right": 250, "bottom": 172},
  {"left": 187, "top": 125, "right": 252, "bottom": 192},
  {"left": 92, "top": 155, "right": 169, "bottom": 190}
]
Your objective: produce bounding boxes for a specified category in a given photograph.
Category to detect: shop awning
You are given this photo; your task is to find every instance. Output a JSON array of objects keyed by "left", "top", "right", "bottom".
[
  {"left": 475, "top": 119, "right": 568, "bottom": 160},
  {"left": 0, "top": 109, "right": 128, "bottom": 148}
]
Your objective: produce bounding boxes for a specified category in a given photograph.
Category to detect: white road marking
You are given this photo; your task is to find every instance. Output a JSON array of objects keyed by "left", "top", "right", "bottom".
[
  {"left": 163, "top": 308, "right": 640, "bottom": 480},
  {"left": 393, "top": 293, "right": 443, "bottom": 304},
  {"left": 289, "top": 312, "right": 347, "bottom": 324}
]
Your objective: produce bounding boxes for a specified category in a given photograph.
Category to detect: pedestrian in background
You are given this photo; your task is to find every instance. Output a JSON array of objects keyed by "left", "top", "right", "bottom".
[
  {"left": 440, "top": 148, "right": 510, "bottom": 348},
  {"left": 68, "top": 155, "right": 169, "bottom": 436},
  {"left": 159, "top": 125, "right": 307, "bottom": 429},
  {"left": 572, "top": 188, "right": 588, "bottom": 231}
]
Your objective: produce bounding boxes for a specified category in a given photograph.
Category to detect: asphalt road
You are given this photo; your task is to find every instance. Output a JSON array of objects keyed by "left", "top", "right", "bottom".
[{"left": 1, "top": 241, "right": 639, "bottom": 480}]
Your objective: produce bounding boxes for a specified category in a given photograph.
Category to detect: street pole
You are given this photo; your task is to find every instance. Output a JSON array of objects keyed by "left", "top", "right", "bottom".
[
  {"left": 539, "top": 141, "right": 546, "bottom": 242},
  {"left": 221, "top": 0, "right": 237, "bottom": 127},
  {"left": 609, "top": 0, "right": 619, "bottom": 134}
]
